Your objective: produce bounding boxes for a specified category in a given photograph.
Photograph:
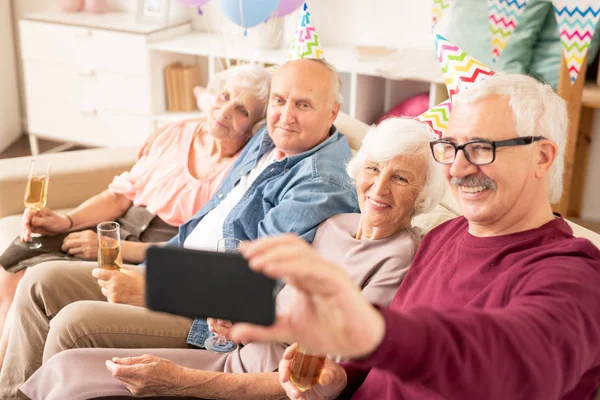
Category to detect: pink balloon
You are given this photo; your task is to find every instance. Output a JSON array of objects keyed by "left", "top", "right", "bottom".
[
  {"left": 273, "top": 0, "right": 305, "bottom": 18},
  {"left": 176, "top": 0, "right": 211, "bottom": 7}
]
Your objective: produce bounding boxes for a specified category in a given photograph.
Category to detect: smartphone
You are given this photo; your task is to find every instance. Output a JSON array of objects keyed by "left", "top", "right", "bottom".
[{"left": 145, "top": 246, "right": 276, "bottom": 326}]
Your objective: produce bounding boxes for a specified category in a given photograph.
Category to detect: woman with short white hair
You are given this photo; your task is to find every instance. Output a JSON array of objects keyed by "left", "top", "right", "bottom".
[{"left": 19, "top": 117, "right": 447, "bottom": 400}]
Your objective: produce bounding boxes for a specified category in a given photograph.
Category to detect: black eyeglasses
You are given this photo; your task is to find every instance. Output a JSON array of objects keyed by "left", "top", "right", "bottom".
[{"left": 429, "top": 136, "right": 546, "bottom": 166}]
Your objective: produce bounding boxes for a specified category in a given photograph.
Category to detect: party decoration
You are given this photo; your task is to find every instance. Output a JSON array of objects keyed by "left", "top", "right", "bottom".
[
  {"left": 217, "top": 0, "right": 279, "bottom": 31},
  {"left": 435, "top": 33, "right": 496, "bottom": 102},
  {"left": 415, "top": 100, "right": 452, "bottom": 139},
  {"left": 553, "top": 0, "right": 600, "bottom": 84},
  {"left": 176, "top": 0, "right": 211, "bottom": 14},
  {"left": 432, "top": 0, "right": 455, "bottom": 29},
  {"left": 273, "top": 0, "right": 305, "bottom": 18},
  {"left": 488, "top": 0, "right": 529, "bottom": 62},
  {"left": 289, "top": 2, "right": 325, "bottom": 60},
  {"left": 415, "top": 34, "right": 496, "bottom": 138}
]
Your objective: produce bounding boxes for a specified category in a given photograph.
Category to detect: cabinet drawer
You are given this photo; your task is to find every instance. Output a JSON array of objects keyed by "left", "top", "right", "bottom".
[
  {"left": 26, "top": 101, "right": 151, "bottom": 148},
  {"left": 24, "top": 61, "right": 150, "bottom": 116},
  {"left": 20, "top": 20, "right": 148, "bottom": 75}
]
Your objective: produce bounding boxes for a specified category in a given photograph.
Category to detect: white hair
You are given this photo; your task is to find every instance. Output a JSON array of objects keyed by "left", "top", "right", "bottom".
[
  {"left": 208, "top": 63, "right": 272, "bottom": 116},
  {"left": 453, "top": 73, "right": 567, "bottom": 204},
  {"left": 347, "top": 118, "right": 446, "bottom": 216}
]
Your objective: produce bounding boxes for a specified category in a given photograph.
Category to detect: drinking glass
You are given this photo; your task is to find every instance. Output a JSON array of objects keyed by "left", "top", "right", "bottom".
[
  {"left": 97, "top": 221, "right": 123, "bottom": 271},
  {"left": 290, "top": 346, "right": 327, "bottom": 392},
  {"left": 203, "top": 237, "right": 242, "bottom": 353},
  {"left": 16, "top": 160, "right": 51, "bottom": 249}
]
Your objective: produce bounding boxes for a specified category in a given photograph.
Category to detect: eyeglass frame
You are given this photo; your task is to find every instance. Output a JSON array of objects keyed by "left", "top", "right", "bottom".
[{"left": 429, "top": 136, "right": 547, "bottom": 166}]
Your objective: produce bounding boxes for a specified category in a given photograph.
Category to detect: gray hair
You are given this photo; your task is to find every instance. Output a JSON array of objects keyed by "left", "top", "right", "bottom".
[
  {"left": 208, "top": 63, "right": 272, "bottom": 116},
  {"left": 347, "top": 117, "right": 446, "bottom": 216},
  {"left": 453, "top": 73, "right": 567, "bottom": 204}
]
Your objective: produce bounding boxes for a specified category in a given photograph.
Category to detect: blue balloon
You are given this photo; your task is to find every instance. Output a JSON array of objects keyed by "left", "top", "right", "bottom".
[{"left": 217, "top": 0, "right": 279, "bottom": 29}]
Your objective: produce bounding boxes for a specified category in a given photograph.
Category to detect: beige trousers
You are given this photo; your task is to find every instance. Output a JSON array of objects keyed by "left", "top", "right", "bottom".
[{"left": 0, "top": 260, "right": 194, "bottom": 400}]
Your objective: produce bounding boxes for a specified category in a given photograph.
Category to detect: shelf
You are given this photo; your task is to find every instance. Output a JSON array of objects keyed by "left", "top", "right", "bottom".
[
  {"left": 24, "top": 11, "right": 189, "bottom": 35},
  {"left": 582, "top": 83, "right": 600, "bottom": 109},
  {"left": 148, "top": 32, "right": 444, "bottom": 83}
]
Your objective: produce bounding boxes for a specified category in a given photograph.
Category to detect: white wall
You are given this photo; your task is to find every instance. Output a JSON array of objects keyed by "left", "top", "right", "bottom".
[{"left": 0, "top": 1, "right": 21, "bottom": 153}]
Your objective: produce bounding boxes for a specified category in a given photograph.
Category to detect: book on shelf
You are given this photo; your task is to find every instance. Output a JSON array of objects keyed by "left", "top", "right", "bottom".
[{"left": 164, "top": 63, "right": 202, "bottom": 112}]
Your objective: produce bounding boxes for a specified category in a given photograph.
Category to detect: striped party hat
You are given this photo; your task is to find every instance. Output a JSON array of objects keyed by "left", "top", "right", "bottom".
[
  {"left": 416, "top": 34, "right": 496, "bottom": 138},
  {"left": 415, "top": 100, "right": 452, "bottom": 139},
  {"left": 553, "top": 0, "right": 600, "bottom": 84},
  {"left": 289, "top": 2, "right": 325, "bottom": 61},
  {"left": 435, "top": 33, "right": 496, "bottom": 102}
]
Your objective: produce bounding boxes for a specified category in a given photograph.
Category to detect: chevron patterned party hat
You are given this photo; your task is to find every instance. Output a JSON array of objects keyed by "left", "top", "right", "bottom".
[
  {"left": 435, "top": 33, "right": 496, "bottom": 103},
  {"left": 553, "top": 0, "right": 600, "bottom": 84},
  {"left": 289, "top": 2, "right": 325, "bottom": 61},
  {"left": 415, "top": 100, "right": 452, "bottom": 139},
  {"left": 488, "top": 0, "right": 529, "bottom": 63},
  {"left": 415, "top": 34, "right": 496, "bottom": 138}
]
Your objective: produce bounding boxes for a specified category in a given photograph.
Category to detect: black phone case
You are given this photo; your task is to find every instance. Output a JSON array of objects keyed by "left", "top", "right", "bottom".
[{"left": 145, "top": 246, "right": 276, "bottom": 326}]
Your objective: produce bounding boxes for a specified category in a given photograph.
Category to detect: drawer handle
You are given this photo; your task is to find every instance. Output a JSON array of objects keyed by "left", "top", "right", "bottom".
[
  {"left": 75, "top": 29, "right": 93, "bottom": 38},
  {"left": 77, "top": 69, "right": 96, "bottom": 78},
  {"left": 80, "top": 108, "right": 97, "bottom": 116}
]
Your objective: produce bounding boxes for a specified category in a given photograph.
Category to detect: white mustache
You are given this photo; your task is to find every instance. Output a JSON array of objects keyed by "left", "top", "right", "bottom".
[{"left": 450, "top": 176, "right": 497, "bottom": 190}]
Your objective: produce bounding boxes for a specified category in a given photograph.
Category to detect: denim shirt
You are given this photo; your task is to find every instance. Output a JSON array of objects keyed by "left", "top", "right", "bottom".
[{"left": 167, "top": 125, "right": 360, "bottom": 347}]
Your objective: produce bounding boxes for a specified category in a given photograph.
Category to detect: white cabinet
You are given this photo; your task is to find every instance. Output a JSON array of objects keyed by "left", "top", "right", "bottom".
[{"left": 20, "top": 12, "right": 193, "bottom": 153}]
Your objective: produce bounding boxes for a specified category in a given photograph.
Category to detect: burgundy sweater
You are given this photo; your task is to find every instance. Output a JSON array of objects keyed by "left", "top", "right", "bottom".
[{"left": 341, "top": 217, "right": 600, "bottom": 400}]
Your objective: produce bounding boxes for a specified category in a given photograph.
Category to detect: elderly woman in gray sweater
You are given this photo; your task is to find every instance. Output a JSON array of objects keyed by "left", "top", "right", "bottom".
[{"left": 20, "top": 117, "right": 447, "bottom": 400}]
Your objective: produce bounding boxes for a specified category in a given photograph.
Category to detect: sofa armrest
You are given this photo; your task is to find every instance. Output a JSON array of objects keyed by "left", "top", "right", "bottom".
[
  {"left": 334, "top": 111, "right": 370, "bottom": 152},
  {"left": 0, "top": 148, "right": 137, "bottom": 219}
]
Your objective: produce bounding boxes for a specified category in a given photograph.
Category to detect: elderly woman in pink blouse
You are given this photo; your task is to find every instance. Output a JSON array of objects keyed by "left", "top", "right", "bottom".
[{"left": 0, "top": 64, "right": 272, "bottom": 349}]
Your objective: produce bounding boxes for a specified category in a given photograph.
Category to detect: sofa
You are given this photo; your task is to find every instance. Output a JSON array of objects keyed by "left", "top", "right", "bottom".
[{"left": 1, "top": 111, "right": 599, "bottom": 254}]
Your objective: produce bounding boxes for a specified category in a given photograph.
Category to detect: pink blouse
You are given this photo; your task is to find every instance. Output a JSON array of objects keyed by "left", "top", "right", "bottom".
[{"left": 108, "top": 120, "right": 238, "bottom": 227}]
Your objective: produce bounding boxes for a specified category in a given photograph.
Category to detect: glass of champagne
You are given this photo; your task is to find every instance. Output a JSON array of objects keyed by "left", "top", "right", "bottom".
[
  {"left": 16, "top": 160, "right": 51, "bottom": 249},
  {"left": 97, "top": 222, "right": 123, "bottom": 271},
  {"left": 290, "top": 346, "right": 327, "bottom": 392},
  {"left": 203, "top": 237, "right": 242, "bottom": 353}
]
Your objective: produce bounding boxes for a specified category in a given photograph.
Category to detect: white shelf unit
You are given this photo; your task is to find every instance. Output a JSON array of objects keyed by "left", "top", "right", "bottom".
[{"left": 148, "top": 32, "right": 447, "bottom": 126}]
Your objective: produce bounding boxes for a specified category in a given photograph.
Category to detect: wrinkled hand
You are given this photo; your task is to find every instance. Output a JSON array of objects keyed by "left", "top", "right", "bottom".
[
  {"left": 93, "top": 268, "right": 145, "bottom": 307},
  {"left": 106, "top": 354, "right": 189, "bottom": 397},
  {"left": 231, "top": 234, "right": 386, "bottom": 359},
  {"left": 207, "top": 318, "right": 233, "bottom": 340},
  {"left": 61, "top": 230, "right": 98, "bottom": 259},
  {"left": 21, "top": 207, "right": 70, "bottom": 241},
  {"left": 279, "top": 344, "right": 347, "bottom": 400}
]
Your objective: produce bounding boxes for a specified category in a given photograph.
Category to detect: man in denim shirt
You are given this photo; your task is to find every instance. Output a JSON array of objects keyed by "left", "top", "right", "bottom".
[{"left": 0, "top": 59, "right": 359, "bottom": 399}]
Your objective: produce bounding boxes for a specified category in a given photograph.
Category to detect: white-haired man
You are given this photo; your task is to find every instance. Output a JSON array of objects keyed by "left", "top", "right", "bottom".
[{"left": 231, "top": 73, "right": 600, "bottom": 400}]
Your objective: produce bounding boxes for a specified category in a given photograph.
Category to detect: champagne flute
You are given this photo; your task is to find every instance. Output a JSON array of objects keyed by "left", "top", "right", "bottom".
[
  {"left": 290, "top": 346, "right": 327, "bottom": 392},
  {"left": 203, "top": 237, "right": 242, "bottom": 353},
  {"left": 16, "top": 160, "right": 51, "bottom": 249},
  {"left": 97, "top": 221, "right": 123, "bottom": 271}
]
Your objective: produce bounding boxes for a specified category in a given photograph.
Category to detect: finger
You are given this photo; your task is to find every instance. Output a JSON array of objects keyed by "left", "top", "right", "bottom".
[
  {"left": 230, "top": 316, "right": 294, "bottom": 345},
  {"left": 65, "top": 247, "right": 87, "bottom": 256},
  {"left": 112, "top": 355, "right": 154, "bottom": 365},
  {"left": 217, "top": 319, "right": 233, "bottom": 327},
  {"left": 97, "top": 279, "right": 109, "bottom": 288},
  {"left": 281, "top": 380, "right": 303, "bottom": 400},
  {"left": 100, "top": 286, "right": 111, "bottom": 299},
  {"left": 92, "top": 268, "right": 117, "bottom": 280},
  {"left": 240, "top": 234, "right": 300, "bottom": 260}
]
